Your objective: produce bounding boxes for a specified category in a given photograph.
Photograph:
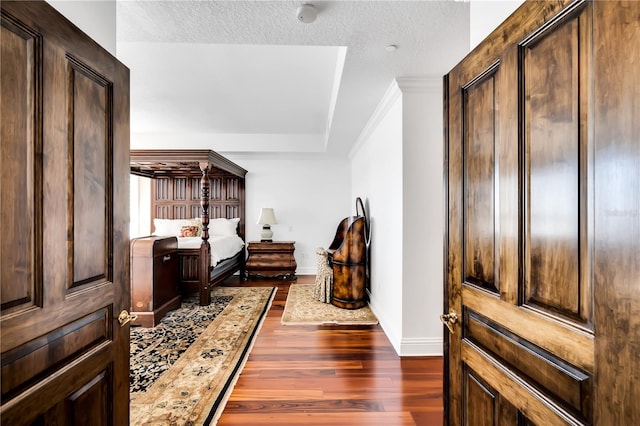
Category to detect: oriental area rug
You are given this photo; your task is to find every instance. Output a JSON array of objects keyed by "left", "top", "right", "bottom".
[
  {"left": 129, "top": 286, "right": 276, "bottom": 425},
  {"left": 281, "top": 284, "right": 378, "bottom": 325}
]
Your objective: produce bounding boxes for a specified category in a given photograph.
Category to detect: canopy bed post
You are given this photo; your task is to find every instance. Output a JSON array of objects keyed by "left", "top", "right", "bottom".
[{"left": 199, "top": 161, "right": 212, "bottom": 306}]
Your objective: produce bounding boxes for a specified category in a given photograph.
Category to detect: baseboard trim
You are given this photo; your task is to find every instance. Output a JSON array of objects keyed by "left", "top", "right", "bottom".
[{"left": 399, "top": 337, "right": 443, "bottom": 356}]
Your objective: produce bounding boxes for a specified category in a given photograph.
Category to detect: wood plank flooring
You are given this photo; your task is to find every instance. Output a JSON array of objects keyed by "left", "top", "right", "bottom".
[{"left": 218, "top": 275, "right": 444, "bottom": 426}]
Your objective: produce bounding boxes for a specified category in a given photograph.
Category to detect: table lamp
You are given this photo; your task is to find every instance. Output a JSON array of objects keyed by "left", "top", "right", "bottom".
[{"left": 257, "top": 208, "right": 277, "bottom": 242}]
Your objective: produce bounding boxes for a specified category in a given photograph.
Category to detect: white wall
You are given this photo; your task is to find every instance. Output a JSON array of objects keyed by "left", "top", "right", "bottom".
[
  {"left": 225, "top": 153, "right": 350, "bottom": 274},
  {"left": 398, "top": 78, "right": 444, "bottom": 355},
  {"left": 343, "top": 11, "right": 472, "bottom": 356},
  {"left": 46, "top": 0, "right": 116, "bottom": 55},
  {"left": 350, "top": 82, "right": 404, "bottom": 351},
  {"left": 351, "top": 79, "right": 444, "bottom": 356},
  {"left": 470, "top": 0, "right": 525, "bottom": 50}
]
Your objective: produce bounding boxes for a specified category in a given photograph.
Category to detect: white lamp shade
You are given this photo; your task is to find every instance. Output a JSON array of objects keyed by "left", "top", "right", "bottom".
[{"left": 257, "top": 208, "right": 277, "bottom": 225}]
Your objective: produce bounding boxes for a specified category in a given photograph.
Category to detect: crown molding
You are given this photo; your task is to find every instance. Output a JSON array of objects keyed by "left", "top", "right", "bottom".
[
  {"left": 349, "top": 80, "right": 401, "bottom": 159},
  {"left": 396, "top": 77, "right": 441, "bottom": 93}
]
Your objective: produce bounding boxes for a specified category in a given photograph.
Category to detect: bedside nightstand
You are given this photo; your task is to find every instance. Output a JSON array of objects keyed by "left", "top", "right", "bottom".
[{"left": 245, "top": 241, "right": 297, "bottom": 280}]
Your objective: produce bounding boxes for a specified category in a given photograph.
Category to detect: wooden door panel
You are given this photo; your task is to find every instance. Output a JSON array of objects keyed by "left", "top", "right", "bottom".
[
  {"left": 522, "top": 5, "right": 592, "bottom": 325},
  {"left": 462, "top": 286, "right": 593, "bottom": 372},
  {"left": 462, "top": 343, "right": 582, "bottom": 426},
  {"left": 592, "top": 2, "right": 640, "bottom": 423},
  {"left": 464, "top": 368, "right": 524, "bottom": 425},
  {"left": 495, "top": 45, "right": 520, "bottom": 307},
  {"left": 64, "top": 371, "right": 110, "bottom": 425},
  {"left": 70, "top": 58, "right": 112, "bottom": 288},
  {"left": 1, "top": 308, "right": 109, "bottom": 400},
  {"left": 464, "top": 371, "right": 497, "bottom": 426},
  {"left": 463, "top": 308, "right": 591, "bottom": 419},
  {"left": 5, "top": 356, "right": 113, "bottom": 425},
  {"left": 0, "top": 14, "right": 42, "bottom": 314},
  {"left": 463, "top": 64, "right": 499, "bottom": 293},
  {"left": 1, "top": 1, "right": 130, "bottom": 424}
]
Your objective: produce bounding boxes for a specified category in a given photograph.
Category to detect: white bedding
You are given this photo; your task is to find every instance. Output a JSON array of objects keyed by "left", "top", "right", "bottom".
[{"left": 177, "top": 235, "right": 245, "bottom": 267}]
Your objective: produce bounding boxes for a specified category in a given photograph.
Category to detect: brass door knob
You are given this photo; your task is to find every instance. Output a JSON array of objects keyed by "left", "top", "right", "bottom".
[
  {"left": 118, "top": 310, "right": 138, "bottom": 326},
  {"left": 440, "top": 310, "right": 458, "bottom": 334}
]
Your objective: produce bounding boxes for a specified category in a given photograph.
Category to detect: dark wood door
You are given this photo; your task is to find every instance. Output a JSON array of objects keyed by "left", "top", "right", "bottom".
[
  {"left": 1, "top": 1, "right": 130, "bottom": 424},
  {"left": 444, "top": 1, "right": 639, "bottom": 424}
]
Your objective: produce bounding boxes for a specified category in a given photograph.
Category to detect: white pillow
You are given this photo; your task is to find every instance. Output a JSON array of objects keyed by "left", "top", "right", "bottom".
[
  {"left": 209, "top": 217, "right": 240, "bottom": 236},
  {"left": 153, "top": 218, "right": 188, "bottom": 236}
]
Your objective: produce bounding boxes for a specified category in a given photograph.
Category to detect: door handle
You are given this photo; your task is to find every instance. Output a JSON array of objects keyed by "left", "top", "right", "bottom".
[
  {"left": 118, "top": 310, "right": 138, "bottom": 327},
  {"left": 440, "top": 310, "right": 458, "bottom": 335}
]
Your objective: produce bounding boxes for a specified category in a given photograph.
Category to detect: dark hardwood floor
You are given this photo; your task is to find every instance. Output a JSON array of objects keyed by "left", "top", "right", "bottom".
[{"left": 217, "top": 275, "right": 444, "bottom": 426}]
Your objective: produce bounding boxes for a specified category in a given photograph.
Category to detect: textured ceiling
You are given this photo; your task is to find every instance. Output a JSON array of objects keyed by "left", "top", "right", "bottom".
[{"left": 116, "top": 1, "right": 470, "bottom": 155}]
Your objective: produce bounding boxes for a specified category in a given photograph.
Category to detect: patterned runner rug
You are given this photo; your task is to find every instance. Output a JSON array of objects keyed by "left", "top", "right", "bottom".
[
  {"left": 281, "top": 284, "right": 378, "bottom": 325},
  {"left": 130, "top": 286, "right": 276, "bottom": 425}
]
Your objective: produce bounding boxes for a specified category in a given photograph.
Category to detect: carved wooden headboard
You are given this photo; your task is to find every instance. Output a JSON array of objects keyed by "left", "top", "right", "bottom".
[{"left": 130, "top": 149, "right": 248, "bottom": 240}]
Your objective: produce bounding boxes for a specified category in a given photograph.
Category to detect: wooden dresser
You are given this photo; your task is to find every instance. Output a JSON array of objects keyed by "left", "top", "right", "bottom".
[
  {"left": 130, "top": 236, "right": 180, "bottom": 327},
  {"left": 245, "top": 241, "right": 297, "bottom": 280}
]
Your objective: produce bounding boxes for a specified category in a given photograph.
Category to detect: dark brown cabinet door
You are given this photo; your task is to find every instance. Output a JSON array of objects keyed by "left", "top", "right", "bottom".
[
  {"left": 1, "top": 1, "right": 130, "bottom": 424},
  {"left": 444, "top": 1, "right": 640, "bottom": 424}
]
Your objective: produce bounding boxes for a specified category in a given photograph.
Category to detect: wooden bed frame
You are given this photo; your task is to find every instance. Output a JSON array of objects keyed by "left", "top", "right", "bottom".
[{"left": 130, "top": 149, "right": 247, "bottom": 306}]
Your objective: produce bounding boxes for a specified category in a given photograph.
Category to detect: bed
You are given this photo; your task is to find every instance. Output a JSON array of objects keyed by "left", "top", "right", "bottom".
[{"left": 130, "top": 149, "right": 247, "bottom": 306}]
